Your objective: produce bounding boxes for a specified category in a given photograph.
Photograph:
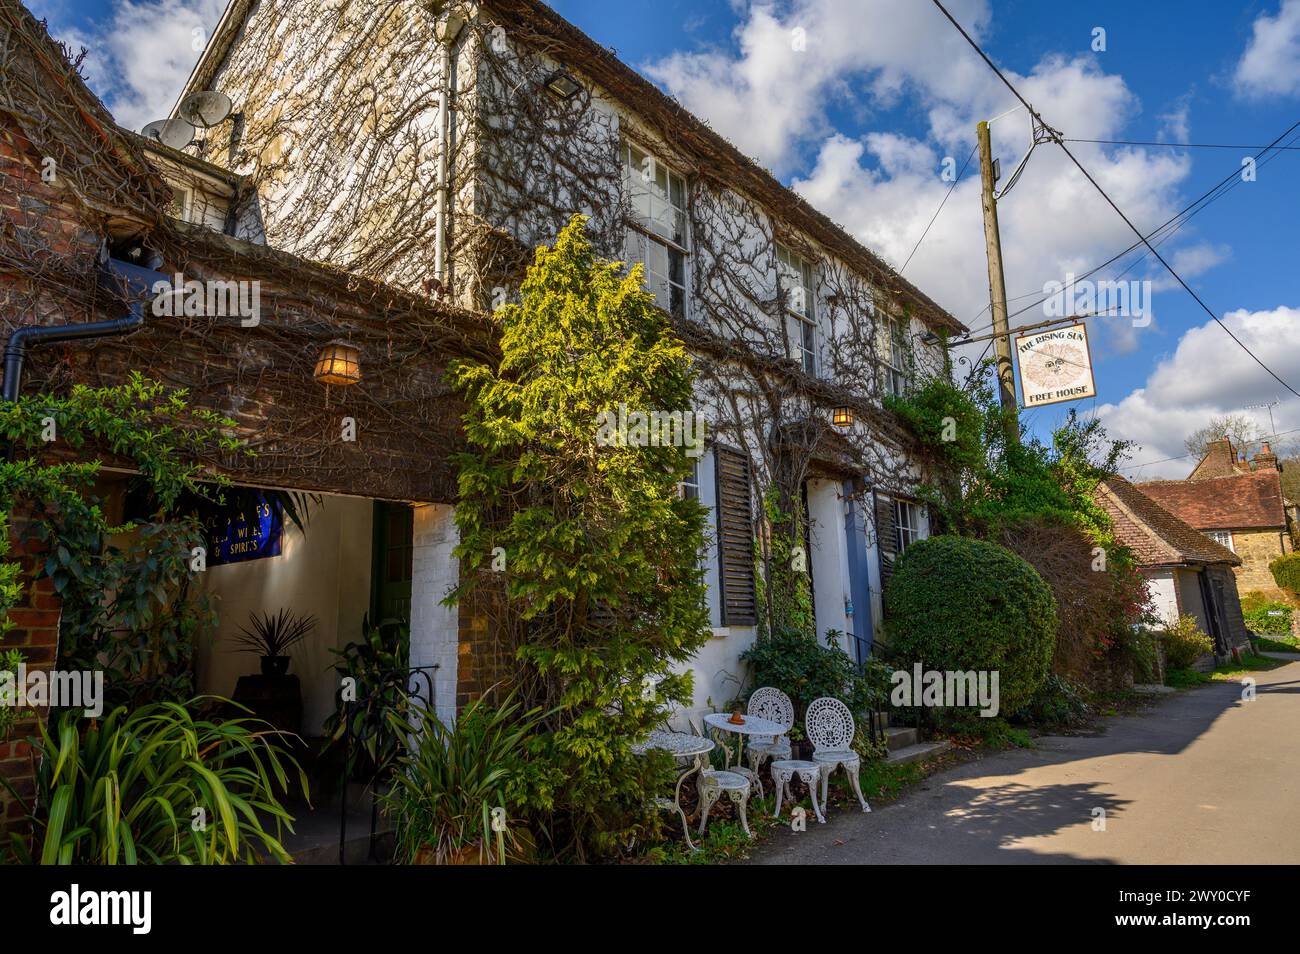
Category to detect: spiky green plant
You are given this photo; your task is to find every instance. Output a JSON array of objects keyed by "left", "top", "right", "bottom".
[
  {"left": 2, "top": 698, "right": 307, "bottom": 864},
  {"left": 232, "top": 608, "right": 317, "bottom": 658},
  {"left": 379, "top": 693, "right": 544, "bottom": 865}
]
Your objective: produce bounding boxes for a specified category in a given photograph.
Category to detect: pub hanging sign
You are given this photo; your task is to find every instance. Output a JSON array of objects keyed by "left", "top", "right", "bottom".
[
  {"left": 1014, "top": 323, "right": 1097, "bottom": 408},
  {"left": 205, "top": 494, "right": 284, "bottom": 566}
]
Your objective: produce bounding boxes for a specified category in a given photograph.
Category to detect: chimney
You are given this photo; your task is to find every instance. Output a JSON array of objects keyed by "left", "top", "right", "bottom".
[{"left": 1254, "top": 440, "right": 1280, "bottom": 472}]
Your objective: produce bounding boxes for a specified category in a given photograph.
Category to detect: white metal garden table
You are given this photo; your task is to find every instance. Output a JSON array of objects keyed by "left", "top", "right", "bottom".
[
  {"left": 632, "top": 729, "right": 715, "bottom": 851},
  {"left": 702, "top": 711, "right": 786, "bottom": 797}
]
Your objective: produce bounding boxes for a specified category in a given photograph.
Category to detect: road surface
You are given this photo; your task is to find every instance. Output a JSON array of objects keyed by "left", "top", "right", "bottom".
[{"left": 749, "top": 657, "right": 1300, "bottom": 864}]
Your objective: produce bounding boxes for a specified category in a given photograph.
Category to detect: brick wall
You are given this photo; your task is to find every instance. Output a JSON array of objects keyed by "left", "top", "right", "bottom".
[
  {"left": 0, "top": 517, "right": 62, "bottom": 829},
  {"left": 456, "top": 583, "right": 512, "bottom": 709}
]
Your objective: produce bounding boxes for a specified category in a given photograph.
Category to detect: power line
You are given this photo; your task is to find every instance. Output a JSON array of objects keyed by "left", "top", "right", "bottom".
[
  {"left": 929, "top": 0, "right": 1300, "bottom": 401},
  {"left": 1126, "top": 424, "right": 1300, "bottom": 473},
  {"left": 1066, "top": 137, "right": 1300, "bottom": 151},
  {"left": 900, "top": 142, "right": 978, "bottom": 275}
]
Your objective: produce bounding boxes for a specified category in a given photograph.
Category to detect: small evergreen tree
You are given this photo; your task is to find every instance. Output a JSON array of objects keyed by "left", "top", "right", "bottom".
[{"left": 447, "top": 215, "right": 710, "bottom": 859}]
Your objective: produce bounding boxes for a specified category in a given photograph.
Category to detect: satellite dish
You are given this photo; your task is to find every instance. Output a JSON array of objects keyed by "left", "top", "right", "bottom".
[
  {"left": 178, "top": 90, "right": 233, "bottom": 129},
  {"left": 141, "top": 118, "right": 195, "bottom": 150}
]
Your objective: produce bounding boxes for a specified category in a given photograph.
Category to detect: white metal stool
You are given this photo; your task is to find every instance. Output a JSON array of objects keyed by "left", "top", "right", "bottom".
[
  {"left": 769, "top": 759, "right": 826, "bottom": 823},
  {"left": 697, "top": 769, "right": 753, "bottom": 837}
]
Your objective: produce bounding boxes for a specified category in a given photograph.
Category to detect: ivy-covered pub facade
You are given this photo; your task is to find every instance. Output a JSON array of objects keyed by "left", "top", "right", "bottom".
[{"left": 1, "top": 0, "right": 964, "bottom": 829}]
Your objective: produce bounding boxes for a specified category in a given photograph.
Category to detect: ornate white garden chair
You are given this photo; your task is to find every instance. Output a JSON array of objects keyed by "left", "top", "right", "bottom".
[
  {"left": 744, "top": 687, "right": 794, "bottom": 791},
  {"left": 805, "top": 696, "right": 871, "bottom": 814},
  {"left": 688, "top": 716, "right": 753, "bottom": 838}
]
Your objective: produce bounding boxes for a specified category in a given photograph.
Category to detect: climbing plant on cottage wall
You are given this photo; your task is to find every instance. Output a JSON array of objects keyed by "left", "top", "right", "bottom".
[{"left": 201, "top": 2, "right": 957, "bottom": 639}]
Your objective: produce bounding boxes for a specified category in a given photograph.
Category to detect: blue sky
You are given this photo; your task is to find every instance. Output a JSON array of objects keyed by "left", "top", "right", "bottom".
[{"left": 29, "top": 0, "right": 1300, "bottom": 477}]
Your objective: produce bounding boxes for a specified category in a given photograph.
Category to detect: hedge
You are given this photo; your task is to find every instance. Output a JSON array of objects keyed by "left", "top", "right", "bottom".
[{"left": 884, "top": 535, "right": 1057, "bottom": 715}]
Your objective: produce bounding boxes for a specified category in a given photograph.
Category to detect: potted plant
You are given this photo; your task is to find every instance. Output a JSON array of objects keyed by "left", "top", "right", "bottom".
[
  {"left": 379, "top": 692, "right": 542, "bottom": 865},
  {"left": 233, "top": 608, "right": 317, "bottom": 677}
]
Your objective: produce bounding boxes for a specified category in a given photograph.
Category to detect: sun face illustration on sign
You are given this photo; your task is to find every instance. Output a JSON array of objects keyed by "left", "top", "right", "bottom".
[
  {"left": 1021, "top": 338, "right": 1088, "bottom": 391},
  {"left": 1013, "top": 324, "right": 1096, "bottom": 407}
]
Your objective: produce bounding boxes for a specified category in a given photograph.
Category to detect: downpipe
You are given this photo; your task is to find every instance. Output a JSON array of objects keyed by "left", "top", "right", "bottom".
[{"left": 2, "top": 257, "right": 162, "bottom": 403}]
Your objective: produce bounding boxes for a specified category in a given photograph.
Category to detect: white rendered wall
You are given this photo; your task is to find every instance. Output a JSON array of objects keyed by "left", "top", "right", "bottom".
[
  {"left": 409, "top": 503, "right": 460, "bottom": 725},
  {"left": 1145, "top": 570, "right": 1179, "bottom": 626},
  {"left": 807, "top": 478, "right": 853, "bottom": 654},
  {"left": 199, "top": 494, "right": 372, "bottom": 735}
]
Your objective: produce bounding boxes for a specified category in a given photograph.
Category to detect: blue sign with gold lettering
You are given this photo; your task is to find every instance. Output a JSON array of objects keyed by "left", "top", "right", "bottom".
[{"left": 206, "top": 495, "right": 283, "bottom": 566}]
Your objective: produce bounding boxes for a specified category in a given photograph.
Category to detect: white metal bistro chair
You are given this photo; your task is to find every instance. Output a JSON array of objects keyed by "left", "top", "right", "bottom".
[
  {"left": 805, "top": 696, "right": 870, "bottom": 814},
  {"left": 688, "top": 716, "right": 753, "bottom": 838},
  {"left": 743, "top": 687, "right": 794, "bottom": 790}
]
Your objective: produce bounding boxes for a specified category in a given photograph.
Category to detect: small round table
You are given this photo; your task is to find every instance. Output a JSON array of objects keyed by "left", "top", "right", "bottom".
[
  {"left": 632, "top": 730, "right": 715, "bottom": 851},
  {"left": 702, "top": 712, "right": 786, "bottom": 798}
]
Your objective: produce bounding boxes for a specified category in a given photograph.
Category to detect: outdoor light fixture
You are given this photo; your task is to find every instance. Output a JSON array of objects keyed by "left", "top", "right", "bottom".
[
  {"left": 832, "top": 406, "right": 853, "bottom": 428},
  {"left": 314, "top": 340, "right": 362, "bottom": 386},
  {"left": 544, "top": 69, "right": 582, "bottom": 99}
]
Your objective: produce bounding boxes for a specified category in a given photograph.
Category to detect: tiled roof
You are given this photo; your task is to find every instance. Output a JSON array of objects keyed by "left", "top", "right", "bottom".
[
  {"left": 1095, "top": 477, "right": 1241, "bottom": 567},
  {"left": 1137, "top": 470, "right": 1287, "bottom": 531}
]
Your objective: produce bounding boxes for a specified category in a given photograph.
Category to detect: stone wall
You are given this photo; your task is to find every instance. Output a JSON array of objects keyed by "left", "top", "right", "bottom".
[{"left": 1231, "top": 528, "right": 1289, "bottom": 597}]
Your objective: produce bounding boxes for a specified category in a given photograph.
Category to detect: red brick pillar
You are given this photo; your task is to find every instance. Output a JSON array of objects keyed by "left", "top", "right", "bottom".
[{"left": 0, "top": 516, "right": 61, "bottom": 829}]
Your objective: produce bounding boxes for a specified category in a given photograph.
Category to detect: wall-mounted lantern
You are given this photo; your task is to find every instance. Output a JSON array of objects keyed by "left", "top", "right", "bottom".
[
  {"left": 544, "top": 69, "right": 582, "bottom": 99},
  {"left": 314, "top": 340, "right": 362, "bottom": 386},
  {"left": 832, "top": 406, "right": 853, "bottom": 428}
]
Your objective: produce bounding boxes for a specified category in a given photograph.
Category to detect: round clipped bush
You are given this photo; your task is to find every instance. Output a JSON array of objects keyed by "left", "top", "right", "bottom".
[
  {"left": 884, "top": 535, "right": 1057, "bottom": 715},
  {"left": 1270, "top": 553, "right": 1300, "bottom": 597}
]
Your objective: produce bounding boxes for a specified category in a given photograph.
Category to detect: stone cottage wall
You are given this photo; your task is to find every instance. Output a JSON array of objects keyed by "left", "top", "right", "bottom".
[{"left": 1231, "top": 528, "right": 1289, "bottom": 597}]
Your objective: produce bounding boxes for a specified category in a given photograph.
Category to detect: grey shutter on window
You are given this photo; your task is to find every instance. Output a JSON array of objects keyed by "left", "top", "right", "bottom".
[
  {"left": 714, "top": 445, "right": 757, "bottom": 626},
  {"left": 875, "top": 494, "right": 898, "bottom": 602}
]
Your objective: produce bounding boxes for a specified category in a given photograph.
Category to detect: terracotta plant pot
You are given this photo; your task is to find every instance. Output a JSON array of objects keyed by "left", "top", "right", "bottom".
[{"left": 413, "top": 843, "right": 484, "bottom": 865}]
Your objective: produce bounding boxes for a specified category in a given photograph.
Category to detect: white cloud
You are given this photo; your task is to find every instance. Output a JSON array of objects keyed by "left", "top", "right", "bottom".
[
  {"left": 645, "top": 0, "right": 1214, "bottom": 352},
  {"left": 39, "top": 0, "right": 225, "bottom": 132},
  {"left": 1234, "top": 0, "right": 1300, "bottom": 99},
  {"left": 1099, "top": 305, "right": 1300, "bottom": 478}
]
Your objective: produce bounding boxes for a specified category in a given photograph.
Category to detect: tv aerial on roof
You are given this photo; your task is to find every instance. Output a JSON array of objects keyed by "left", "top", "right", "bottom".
[
  {"left": 141, "top": 117, "right": 196, "bottom": 150},
  {"left": 178, "top": 90, "right": 233, "bottom": 129}
]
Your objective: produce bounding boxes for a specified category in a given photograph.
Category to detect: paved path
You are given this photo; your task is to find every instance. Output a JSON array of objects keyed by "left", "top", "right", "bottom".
[{"left": 749, "top": 658, "right": 1300, "bottom": 864}]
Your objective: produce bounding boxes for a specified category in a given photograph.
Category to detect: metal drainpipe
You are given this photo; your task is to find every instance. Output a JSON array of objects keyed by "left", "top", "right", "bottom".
[
  {"left": 432, "top": 13, "right": 466, "bottom": 289},
  {"left": 1, "top": 258, "right": 159, "bottom": 403}
]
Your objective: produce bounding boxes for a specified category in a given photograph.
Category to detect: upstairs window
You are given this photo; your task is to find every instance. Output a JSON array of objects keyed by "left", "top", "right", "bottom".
[
  {"left": 622, "top": 140, "right": 689, "bottom": 317},
  {"left": 1206, "top": 530, "right": 1234, "bottom": 551},
  {"left": 880, "top": 312, "right": 911, "bottom": 397},
  {"left": 777, "top": 244, "right": 817, "bottom": 375}
]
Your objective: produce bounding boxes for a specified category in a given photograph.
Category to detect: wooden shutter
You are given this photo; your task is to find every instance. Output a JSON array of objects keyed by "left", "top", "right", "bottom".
[
  {"left": 875, "top": 494, "right": 898, "bottom": 602},
  {"left": 714, "top": 445, "right": 757, "bottom": 626}
]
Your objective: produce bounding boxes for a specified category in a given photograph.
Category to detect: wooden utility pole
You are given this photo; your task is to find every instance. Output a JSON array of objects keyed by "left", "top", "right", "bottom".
[{"left": 977, "top": 119, "right": 1018, "bottom": 444}]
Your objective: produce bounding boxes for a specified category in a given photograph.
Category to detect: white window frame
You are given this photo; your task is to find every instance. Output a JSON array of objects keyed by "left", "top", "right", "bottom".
[
  {"left": 880, "top": 311, "right": 911, "bottom": 397},
  {"left": 622, "top": 140, "right": 689, "bottom": 317},
  {"left": 1206, "top": 529, "right": 1234, "bottom": 552},
  {"left": 166, "top": 185, "right": 193, "bottom": 223},
  {"left": 777, "top": 244, "right": 818, "bottom": 375},
  {"left": 679, "top": 458, "right": 700, "bottom": 501},
  {"left": 894, "top": 499, "right": 923, "bottom": 553}
]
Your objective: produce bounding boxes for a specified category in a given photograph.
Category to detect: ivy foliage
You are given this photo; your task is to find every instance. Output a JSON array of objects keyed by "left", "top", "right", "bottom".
[
  {"left": 0, "top": 373, "right": 244, "bottom": 708},
  {"left": 446, "top": 215, "right": 710, "bottom": 860},
  {"left": 888, "top": 371, "right": 1131, "bottom": 539}
]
